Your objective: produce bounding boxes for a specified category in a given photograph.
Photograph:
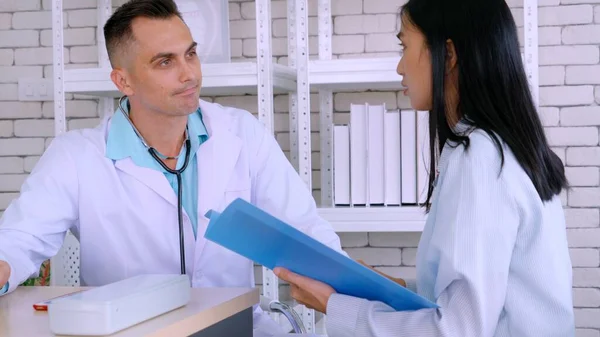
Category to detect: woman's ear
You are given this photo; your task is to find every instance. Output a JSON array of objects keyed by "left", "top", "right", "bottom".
[{"left": 445, "top": 39, "right": 457, "bottom": 75}]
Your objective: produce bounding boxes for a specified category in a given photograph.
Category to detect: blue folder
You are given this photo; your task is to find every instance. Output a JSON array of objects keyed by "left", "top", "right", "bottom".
[{"left": 204, "top": 198, "right": 438, "bottom": 311}]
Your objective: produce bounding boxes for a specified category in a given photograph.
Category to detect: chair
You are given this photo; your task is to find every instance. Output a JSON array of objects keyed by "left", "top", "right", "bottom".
[{"left": 50, "top": 232, "right": 307, "bottom": 334}]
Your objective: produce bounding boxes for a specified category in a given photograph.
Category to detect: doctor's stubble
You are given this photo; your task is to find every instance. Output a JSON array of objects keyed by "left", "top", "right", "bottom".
[{"left": 104, "top": 0, "right": 203, "bottom": 119}]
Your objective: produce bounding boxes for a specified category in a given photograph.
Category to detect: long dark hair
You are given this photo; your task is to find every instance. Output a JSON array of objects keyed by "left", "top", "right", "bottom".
[{"left": 401, "top": 0, "right": 567, "bottom": 211}]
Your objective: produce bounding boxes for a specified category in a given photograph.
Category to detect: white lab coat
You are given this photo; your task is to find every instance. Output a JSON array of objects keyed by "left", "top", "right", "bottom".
[{"left": 0, "top": 99, "right": 344, "bottom": 335}]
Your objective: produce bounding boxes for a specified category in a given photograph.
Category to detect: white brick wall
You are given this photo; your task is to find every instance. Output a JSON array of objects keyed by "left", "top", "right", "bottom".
[{"left": 0, "top": 0, "right": 599, "bottom": 334}]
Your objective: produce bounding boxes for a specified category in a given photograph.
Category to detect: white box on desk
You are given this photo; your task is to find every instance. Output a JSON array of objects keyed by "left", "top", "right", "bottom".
[{"left": 48, "top": 274, "right": 191, "bottom": 336}]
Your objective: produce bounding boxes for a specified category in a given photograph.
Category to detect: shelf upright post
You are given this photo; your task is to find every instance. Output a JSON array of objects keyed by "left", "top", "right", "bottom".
[
  {"left": 310, "top": 0, "right": 334, "bottom": 332},
  {"left": 294, "top": 0, "right": 315, "bottom": 332},
  {"left": 524, "top": 0, "right": 539, "bottom": 109},
  {"left": 50, "top": 0, "right": 66, "bottom": 284},
  {"left": 255, "top": 0, "right": 280, "bottom": 323},
  {"left": 52, "top": 0, "right": 66, "bottom": 137},
  {"left": 98, "top": 0, "right": 114, "bottom": 119},
  {"left": 295, "top": 0, "right": 312, "bottom": 191},
  {"left": 288, "top": 0, "right": 299, "bottom": 172},
  {"left": 318, "top": 0, "right": 333, "bottom": 208},
  {"left": 256, "top": 0, "right": 275, "bottom": 132}
]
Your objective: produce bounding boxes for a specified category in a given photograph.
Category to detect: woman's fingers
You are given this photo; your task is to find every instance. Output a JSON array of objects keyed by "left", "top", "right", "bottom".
[{"left": 273, "top": 267, "right": 336, "bottom": 314}]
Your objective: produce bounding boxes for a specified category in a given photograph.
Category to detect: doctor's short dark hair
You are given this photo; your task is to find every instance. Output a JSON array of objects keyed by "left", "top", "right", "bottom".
[{"left": 103, "top": 0, "right": 183, "bottom": 67}]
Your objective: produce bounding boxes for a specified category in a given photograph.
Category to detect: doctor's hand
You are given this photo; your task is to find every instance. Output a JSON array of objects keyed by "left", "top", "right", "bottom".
[
  {"left": 357, "top": 259, "right": 406, "bottom": 287},
  {"left": 0, "top": 260, "right": 10, "bottom": 289},
  {"left": 273, "top": 267, "right": 335, "bottom": 314}
]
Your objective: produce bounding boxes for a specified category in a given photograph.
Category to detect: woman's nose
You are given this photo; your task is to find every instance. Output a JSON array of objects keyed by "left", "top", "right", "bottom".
[{"left": 396, "top": 58, "right": 404, "bottom": 76}]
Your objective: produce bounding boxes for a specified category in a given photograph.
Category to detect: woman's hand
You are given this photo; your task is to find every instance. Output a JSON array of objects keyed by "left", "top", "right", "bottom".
[
  {"left": 273, "top": 267, "right": 336, "bottom": 314},
  {"left": 357, "top": 259, "right": 407, "bottom": 287}
]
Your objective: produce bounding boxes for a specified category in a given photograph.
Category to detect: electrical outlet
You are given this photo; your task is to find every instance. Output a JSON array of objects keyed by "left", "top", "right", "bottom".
[{"left": 18, "top": 78, "right": 54, "bottom": 101}]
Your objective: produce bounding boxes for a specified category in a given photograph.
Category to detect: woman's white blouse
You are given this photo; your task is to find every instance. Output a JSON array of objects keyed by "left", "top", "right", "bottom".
[{"left": 326, "top": 129, "right": 575, "bottom": 337}]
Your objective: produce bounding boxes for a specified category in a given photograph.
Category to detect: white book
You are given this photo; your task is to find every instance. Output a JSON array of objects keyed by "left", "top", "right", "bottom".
[
  {"left": 400, "top": 110, "right": 417, "bottom": 204},
  {"left": 350, "top": 103, "right": 368, "bottom": 206},
  {"left": 384, "top": 109, "right": 401, "bottom": 206},
  {"left": 367, "top": 104, "right": 385, "bottom": 205},
  {"left": 333, "top": 125, "right": 350, "bottom": 206},
  {"left": 416, "top": 111, "right": 430, "bottom": 204}
]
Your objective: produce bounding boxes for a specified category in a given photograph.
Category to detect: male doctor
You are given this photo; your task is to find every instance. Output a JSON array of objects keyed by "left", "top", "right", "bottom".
[{"left": 0, "top": 0, "right": 344, "bottom": 335}]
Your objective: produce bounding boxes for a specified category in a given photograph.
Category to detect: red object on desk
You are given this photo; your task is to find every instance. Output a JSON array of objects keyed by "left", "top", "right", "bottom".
[{"left": 32, "top": 289, "right": 86, "bottom": 311}]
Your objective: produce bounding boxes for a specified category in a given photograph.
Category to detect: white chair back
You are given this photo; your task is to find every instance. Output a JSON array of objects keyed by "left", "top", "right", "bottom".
[{"left": 50, "top": 231, "right": 80, "bottom": 287}]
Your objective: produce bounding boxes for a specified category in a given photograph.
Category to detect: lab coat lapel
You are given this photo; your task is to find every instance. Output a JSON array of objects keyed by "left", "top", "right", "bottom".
[
  {"left": 196, "top": 108, "right": 242, "bottom": 220},
  {"left": 114, "top": 158, "right": 177, "bottom": 207}
]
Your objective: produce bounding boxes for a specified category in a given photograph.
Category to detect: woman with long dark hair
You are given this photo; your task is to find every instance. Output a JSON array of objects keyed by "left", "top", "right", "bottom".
[{"left": 275, "top": 0, "right": 575, "bottom": 336}]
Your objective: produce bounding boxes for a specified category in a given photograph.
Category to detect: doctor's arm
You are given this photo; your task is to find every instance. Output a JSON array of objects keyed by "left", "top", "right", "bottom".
[
  {"left": 0, "top": 136, "right": 78, "bottom": 295},
  {"left": 248, "top": 115, "right": 345, "bottom": 255},
  {"left": 323, "top": 151, "right": 519, "bottom": 337}
]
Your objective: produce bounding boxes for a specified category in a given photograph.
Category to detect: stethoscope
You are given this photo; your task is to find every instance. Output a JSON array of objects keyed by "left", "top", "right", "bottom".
[{"left": 117, "top": 95, "right": 190, "bottom": 275}]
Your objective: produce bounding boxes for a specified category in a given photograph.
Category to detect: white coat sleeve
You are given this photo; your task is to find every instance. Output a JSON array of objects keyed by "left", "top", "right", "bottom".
[
  {"left": 0, "top": 136, "right": 78, "bottom": 295},
  {"left": 324, "top": 146, "right": 519, "bottom": 337},
  {"left": 247, "top": 114, "right": 345, "bottom": 256}
]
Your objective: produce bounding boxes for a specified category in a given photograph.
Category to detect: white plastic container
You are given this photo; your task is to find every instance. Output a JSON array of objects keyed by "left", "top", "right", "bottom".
[{"left": 48, "top": 274, "right": 191, "bottom": 336}]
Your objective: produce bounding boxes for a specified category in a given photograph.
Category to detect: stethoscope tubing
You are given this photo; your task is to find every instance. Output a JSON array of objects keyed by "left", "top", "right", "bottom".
[{"left": 118, "top": 95, "right": 190, "bottom": 275}]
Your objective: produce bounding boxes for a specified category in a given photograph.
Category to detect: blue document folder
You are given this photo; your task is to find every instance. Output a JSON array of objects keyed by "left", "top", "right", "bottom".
[{"left": 204, "top": 198, "right": 438, "bottom": 311}]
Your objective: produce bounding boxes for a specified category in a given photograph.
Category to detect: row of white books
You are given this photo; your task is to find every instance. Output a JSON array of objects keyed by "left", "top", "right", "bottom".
[{"left": 333, "top": 103, "right": 430, "bottom": 206}]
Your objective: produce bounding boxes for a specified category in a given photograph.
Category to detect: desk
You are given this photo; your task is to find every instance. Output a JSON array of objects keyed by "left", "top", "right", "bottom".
[{"left": 0, "top": 286, "right": 259, "bottom": 337}]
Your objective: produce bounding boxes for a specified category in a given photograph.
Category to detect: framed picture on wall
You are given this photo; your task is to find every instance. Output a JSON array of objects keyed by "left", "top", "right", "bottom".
[{"left": 175, "top": 0, "right": 231, "bottom": 64}]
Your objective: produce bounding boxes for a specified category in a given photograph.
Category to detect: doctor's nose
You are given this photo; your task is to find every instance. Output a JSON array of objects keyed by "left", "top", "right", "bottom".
[{"left": 179, "top": 61, "right": 198, "bottom": 83}]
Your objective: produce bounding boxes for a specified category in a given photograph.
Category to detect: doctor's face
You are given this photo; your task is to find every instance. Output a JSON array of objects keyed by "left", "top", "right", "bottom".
[{"left": 115, "top": 15, "right": 202, "bottom": 117}]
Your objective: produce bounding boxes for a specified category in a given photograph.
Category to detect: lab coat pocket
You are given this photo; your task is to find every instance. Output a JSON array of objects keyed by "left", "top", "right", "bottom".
[{"left": 221, "top": 188, "right": 251, "bottom": 210}]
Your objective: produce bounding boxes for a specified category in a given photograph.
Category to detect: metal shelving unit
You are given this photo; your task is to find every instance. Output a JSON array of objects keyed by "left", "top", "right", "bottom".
[
  {"left": 319, "top": 206, "right": 426, "bottom": 232},
  {"left": 310, "top": 57, "right": 403, "bottom": 92},
  {"left": 314, "top": 0, "right": 540, "bottom": 235},
  {"left": 62, "top": 63, "right": 298, "bottom": 97},
  {"left": 51, "top": 0, "right": 539, "bottom": 334}
]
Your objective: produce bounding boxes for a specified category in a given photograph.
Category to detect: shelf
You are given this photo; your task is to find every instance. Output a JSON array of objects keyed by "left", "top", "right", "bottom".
[
  {"left": 318, "top": 206, "right": 426, "bottom": 232},
  {"left": 309, "top": 57, "right": 404, "bottom": 92},
  {"left": 63, "top": 57, "right": 405, "bottom": 97},
  {"left": 63, "top": 62, "right": 298, "bottom": 97}
]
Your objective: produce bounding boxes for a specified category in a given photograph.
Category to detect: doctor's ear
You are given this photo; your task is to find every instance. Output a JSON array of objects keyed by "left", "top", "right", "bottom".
[{"left": 110, "top": 69, "right": 134, "bottom": 97}]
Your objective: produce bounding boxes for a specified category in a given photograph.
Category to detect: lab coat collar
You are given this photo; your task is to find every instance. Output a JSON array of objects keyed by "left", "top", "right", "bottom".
[
  {"left": 107, "top": 99, "right": 243, "bottom": 214},
  {"left": 106, "top": 97, "right": 208, "bottom": 169}
]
